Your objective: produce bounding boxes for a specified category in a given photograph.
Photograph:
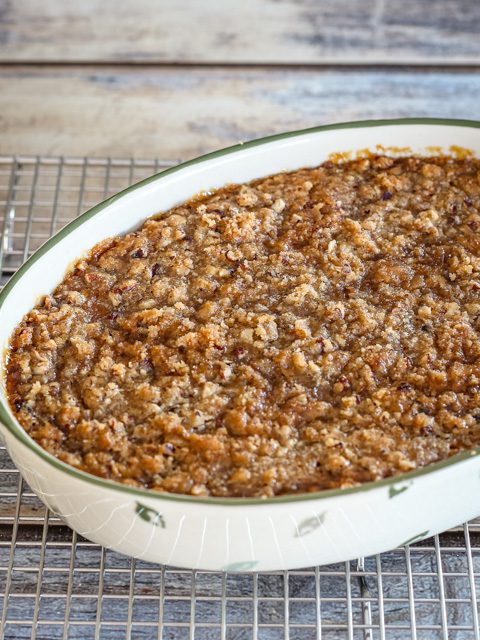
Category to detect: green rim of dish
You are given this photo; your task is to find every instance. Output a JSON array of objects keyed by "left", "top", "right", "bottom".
[{"left": 1, "top": 117, "right": 480, "bottom": 507}]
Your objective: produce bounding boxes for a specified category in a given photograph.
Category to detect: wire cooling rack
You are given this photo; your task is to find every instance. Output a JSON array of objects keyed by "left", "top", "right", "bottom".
[{"left": 0, "top": 155, "right": 479, "bottom": 640}]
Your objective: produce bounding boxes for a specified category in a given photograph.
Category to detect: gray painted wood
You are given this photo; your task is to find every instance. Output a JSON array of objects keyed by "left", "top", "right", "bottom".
[
  {"left": 0, "top": 66, "right": 479, "bottom": 158},
  {"left": 0, "top": 0, "right": 479, "bottom": 64}
]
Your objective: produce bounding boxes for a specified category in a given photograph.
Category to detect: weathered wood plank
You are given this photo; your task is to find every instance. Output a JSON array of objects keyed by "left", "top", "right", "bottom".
[
  {"left": 0, "top": 66, "right": 479, "bottom": 158},
  {"left": 0, "top": 0, "right": 479, "bottom": 64}
]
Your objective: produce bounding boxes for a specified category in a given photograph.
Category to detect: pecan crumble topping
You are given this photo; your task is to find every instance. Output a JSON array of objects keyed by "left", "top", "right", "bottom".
[{"left": 6, "top": 155, "right": 480, "bottom": 497}]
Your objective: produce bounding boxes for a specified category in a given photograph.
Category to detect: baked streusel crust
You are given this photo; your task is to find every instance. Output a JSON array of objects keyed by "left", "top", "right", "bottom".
[{"left": 7, "top": 155, "right": 480, "bottom": 497}]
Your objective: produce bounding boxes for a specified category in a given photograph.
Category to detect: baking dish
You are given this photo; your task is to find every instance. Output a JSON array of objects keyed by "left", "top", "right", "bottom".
[{"left": 1, "top": 118, "right": 480, "bottom": 571}]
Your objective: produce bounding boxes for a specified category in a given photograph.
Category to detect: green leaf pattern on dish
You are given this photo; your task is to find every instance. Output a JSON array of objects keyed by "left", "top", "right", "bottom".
[
  {"left": 295, "top": 512, "right": 326, "bottom": 537},
  {"left": 135, "top": 501, "right": 166, "bottom": 528},
  {"left": 388, "top": 483, "right": 412, "bottom": 499},
  {"left": 401, "top": 530, "right": 429, "bottom": 547},
  {"left": 223, "top": 560, "right": 258, "bottom": 572}
]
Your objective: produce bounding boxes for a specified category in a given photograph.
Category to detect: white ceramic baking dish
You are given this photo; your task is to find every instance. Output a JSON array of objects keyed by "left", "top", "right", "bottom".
[{"left": 1, "top": 118, "right": 480, "bottom": 572}]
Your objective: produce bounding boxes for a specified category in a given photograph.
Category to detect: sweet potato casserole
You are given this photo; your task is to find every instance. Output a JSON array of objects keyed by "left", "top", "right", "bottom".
[{"left": 6, "top": 155, "right": 480, "bottom": 497}]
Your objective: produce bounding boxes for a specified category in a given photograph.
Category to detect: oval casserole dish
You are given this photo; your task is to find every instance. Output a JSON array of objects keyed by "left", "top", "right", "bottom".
[{"left": 1, "top": 118, "right": 480, "bottom": 571}]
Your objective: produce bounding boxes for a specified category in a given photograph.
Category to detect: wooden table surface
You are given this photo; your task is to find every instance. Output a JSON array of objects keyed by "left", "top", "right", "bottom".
[
  {"left": 1, "top": 5, "right": 480, "bottom": 637},
  {"left": 0, "top": 0, "right": 479, "bottom": 160}
]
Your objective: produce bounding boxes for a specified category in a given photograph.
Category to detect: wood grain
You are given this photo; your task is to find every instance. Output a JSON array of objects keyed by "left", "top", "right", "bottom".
[
  {"left": 0, "top": 66, "right": 479, "bottom": 158},
  {"left": 1, "top": 0, "right": 479, "bottom": 64}
]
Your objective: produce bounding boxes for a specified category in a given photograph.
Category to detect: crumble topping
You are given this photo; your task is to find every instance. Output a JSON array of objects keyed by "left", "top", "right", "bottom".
[{"left": 6, "top": 155, "right": 480, "bottom": 497}]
